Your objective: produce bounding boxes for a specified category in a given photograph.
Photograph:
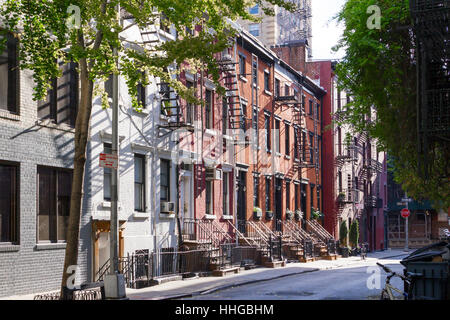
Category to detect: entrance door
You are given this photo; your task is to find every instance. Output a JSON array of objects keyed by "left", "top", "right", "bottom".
[
  {"left": 275, "top": 178, "right": 282, "bottom": 231},
  {"left": 237, "top": 171, "right": 246, "bottom": 234},
  {"left": 181, "top": 176, "right": 192, "bottom": 220}
]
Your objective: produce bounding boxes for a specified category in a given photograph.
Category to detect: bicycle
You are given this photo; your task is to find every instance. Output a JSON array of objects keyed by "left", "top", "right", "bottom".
[{"left": 377, "top": 262, "right": 423, "bottom": 300}]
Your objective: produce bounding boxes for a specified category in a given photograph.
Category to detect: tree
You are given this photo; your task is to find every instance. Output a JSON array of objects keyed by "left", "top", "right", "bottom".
[
  {"left": 339, "top": 220, "right": 348, "bottom": 247},
  {"left": 332, "top": 0, "right": 449, "bottom": 208},
  {"left": 349, "top": 219, "right": 359, "bottom": 249},
  {"left": 0, "top": 0, "right": 296, "bottom": 299}
]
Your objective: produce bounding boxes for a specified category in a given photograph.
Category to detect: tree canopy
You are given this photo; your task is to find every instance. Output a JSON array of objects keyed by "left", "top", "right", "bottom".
[
  {"left": 333, "top": 0, "right": 449, "bottom": 209},
  {"left": 0, "top": 0, "right": 296, "bottom": 108},
  {"left": 0, "top": 0, "right": 297, "bottom": 298}
]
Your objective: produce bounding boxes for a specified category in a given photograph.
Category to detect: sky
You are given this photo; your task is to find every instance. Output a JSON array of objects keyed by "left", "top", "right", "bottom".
[{"left": 311, "top": 0, "right": 347, "bottom": 60}]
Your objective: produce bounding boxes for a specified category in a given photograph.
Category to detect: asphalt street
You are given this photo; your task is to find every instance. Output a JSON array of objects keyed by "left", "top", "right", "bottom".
[{"left": 181, "top": 256, "right": 407, "bottom": 300}]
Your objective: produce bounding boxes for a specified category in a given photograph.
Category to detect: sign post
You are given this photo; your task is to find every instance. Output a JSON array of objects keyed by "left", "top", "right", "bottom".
[{"left": 401, "top": 193, "right": 412, "bottom": 252}]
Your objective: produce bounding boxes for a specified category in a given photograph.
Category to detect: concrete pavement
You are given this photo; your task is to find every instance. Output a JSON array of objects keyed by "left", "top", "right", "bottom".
[
  {"left": 127, "top": 248, "right": 409, "bottom": 300},
  {"left": 1, "top": 248, "right": 409, "bottom": 300}
]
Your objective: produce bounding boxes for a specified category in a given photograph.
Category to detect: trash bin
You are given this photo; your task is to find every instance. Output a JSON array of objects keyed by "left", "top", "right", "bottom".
[
  {"left": 401, "top": 241, "right": 450, "bottom": 300},
  {"left": 403, "top": 261, "right": 449, "bottom": 300}
]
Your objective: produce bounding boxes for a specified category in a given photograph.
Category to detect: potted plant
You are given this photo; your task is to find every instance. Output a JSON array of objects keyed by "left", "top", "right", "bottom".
[
  {"left": 294, "top": 210, "right": 303, "bottom": 221},
  {"left": 265, "top": 211, "right": 273, "bottom": 221},
  {"left": 339, "top": 220, "right": 349, "bottom": 257},
  {"left": 311, "top": 208, "right": 323, "bottom": 220},
  {"left": 349, "top": 219, "right": 360, "bottom": 255},
  {"left": 285, "top": 209, "right": 293, "bottom": 220},
  {"left": 253, "top": 207, "right": 262, "bottom": 220}
]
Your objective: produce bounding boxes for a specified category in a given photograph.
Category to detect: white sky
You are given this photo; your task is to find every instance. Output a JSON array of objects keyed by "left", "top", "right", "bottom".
[{"left": 311, "top": 0, "right": 347, "bottom": 60}]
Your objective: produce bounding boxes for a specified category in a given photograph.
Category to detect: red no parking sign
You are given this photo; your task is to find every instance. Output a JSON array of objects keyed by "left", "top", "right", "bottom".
[{"left": 401, "top": 208, "right": 410, "bottom": 218}]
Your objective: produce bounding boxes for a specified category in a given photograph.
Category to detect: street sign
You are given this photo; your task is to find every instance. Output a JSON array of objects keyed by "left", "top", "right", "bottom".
[
  {"left": 401, "top": 208, "right": 410, "bottom": 218},
  {"left": 99, "top": 153, "right": 118, "bottom": 169},
  {"left": 401, "top": 198, "right": 413, "bottom": 202},
  {"left": 397, "top": 202, "right": 405, "bottom": 206}
]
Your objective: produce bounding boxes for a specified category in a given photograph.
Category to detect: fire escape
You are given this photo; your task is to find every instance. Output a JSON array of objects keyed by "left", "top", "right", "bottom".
[
  {"left": 410, "top": 0, "right": 450, "bottom": 178},
  {"left": 139, "top": 14, "right": 195, "bottom": 137}
]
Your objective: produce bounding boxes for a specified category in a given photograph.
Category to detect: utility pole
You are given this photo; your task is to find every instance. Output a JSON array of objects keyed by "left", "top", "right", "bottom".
[{"left": 104, "top": 3, "right": 127, "bottom": 299}]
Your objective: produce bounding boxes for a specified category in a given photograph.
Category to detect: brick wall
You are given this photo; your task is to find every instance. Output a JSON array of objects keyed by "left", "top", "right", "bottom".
[{"left": 0, "top": 68, "right": 78, "bottom": 297}]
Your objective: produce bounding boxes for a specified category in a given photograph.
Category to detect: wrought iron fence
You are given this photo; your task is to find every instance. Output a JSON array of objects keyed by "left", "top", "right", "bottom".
[
  {"left": 327, "top": 239, "right": 337, "bottom": 255},
  {"left": 303, "top": 239, "right": 314, "bottom": 259},
  {"left": 269, "top": 235, "right": 283, "bottom": 261}
]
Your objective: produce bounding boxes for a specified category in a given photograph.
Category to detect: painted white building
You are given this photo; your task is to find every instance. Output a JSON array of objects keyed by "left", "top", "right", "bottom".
[{"left": 84, "top": 14, "right": 181, "bottom": 281}]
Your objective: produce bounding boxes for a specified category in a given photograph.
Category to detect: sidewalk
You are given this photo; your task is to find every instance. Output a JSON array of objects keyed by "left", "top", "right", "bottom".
[
  {"left": 1, "top": 249, "right": 408, "bottom": 300},
  {"left": 127, "top": 248, "right": 409, "bottom": 300}
]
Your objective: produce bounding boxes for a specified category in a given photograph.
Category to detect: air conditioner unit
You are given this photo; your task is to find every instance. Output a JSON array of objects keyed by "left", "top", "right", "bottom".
[
  {"left": 161, "top": 201, "right": 175, "bottom": 213},
  {"left": 206, "top": 168, "right": 222, "bottom": 180}
]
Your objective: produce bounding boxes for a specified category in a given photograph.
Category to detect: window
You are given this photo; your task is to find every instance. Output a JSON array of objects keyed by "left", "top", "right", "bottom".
[
  {"left": 309, "top": 100, "right": 313, "bottom": 115},
  {"left": 186, "top": 81, "right": 194, "bottom": 124},
  {"left": 160, "top": 12, "right": 171, "bottom": 34},
  {"left": 252, "top": 106, "right": 258, "bottom": 146},
  {"left": 316, "top": 103, "right": 320, "bottom": 121},
  {"left": 275, "top": 79, "right": 280, "bottom": 97},
  {"left": 205, "top": 89, "right": 212, "bottom": 129},
  {"left": 317, "top": 187, "right": 321, "bottom": 212},
  {"left": 286, "top": 181, "right": 290, "bottom": 210},
  {"left": 103, "top": 143, "right": 112, "bottom": 201},
  {"left": 295, "top": 184, "right": 299, "bottom": 211},
  {"left": 160, "top": 84, "right": 171, "bottom": 115},
  {"left": 252, "top": 59, "right": 258, "bottom": 84},
  {"left": 301, "top": 184, "right": 307, "bottom": 214},
  {"left": 310, "top": 184, "right": 315, "bottom": 213},
  {"left": 264, "top": 71, "right": 270, "bottom": 91},
  {"left": 301, "top": 95, "right": 306, "bottom": 113},
  {"left": 206, "top": 180, "right": 212, "bottom": 214},
  {"left": 275, "top": 119, "right": 280, "bottom": 153},
  {"left": 265, "top": 178, "right": 271, "bottom": 211},
  {"left": 249, "top": 24, "right": 260, "bottom": 36},
  {"left": 0, "top": 162, "right": 18, "bottom": 243},
  {"left": 240, "top": 102, "right": 247, "bottom": 131},
  {"left": 0, "top": 33, "right": 18, "bottom": 113},
  {"left": 284, "top": 84, "right": 290, "bottom": 96},
  {"left": 337, "top": 90, "right": 341, "bottom": 111},
  {"left": 239, "top": 54, "right": 246, "bottom": 76},
  {"left": 38, "top": 62, "right": 78, "bottom": 126},
  {"left": 301, "top": 131, "right": 307, "bottom": 161},
  {"left": 223, "top": 172, "right": 229, "bottom": 215},
  {"left": 265, "top": 114, "right": 271, "bottom": 151},
  {"left": 160, "top": 159, "right": 170, "bottom": 201},
  {"left": 134, "top": 154, "right": 145, "bottom": 212},
  {"left": 285, "top": 123, "right": 290, "bottom": 156},
  {"left": 37, "top": 166, "right": 72, "bottom": 242},
  {"left": 136, "top": 72, "right": 147, "bottom": 109},
  {"left": 249, "top": 4, "right": 259, "bottom": 14},
  {"left": 222, "top": 98, "right": 228, "bottom": 135},
  {"left": 253, "top": 176, "right": 259, "bottom": 207},
  {"left": 309, "top": 132, "right": 314, "bottom": 163},
  {"left": 294, "top": 127, "right": 299, "bottom": 159}
]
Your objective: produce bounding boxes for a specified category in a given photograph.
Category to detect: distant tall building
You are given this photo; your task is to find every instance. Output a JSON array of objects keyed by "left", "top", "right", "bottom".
[{"left": 237, "top": 0, "right": 313, "bottom": 57}]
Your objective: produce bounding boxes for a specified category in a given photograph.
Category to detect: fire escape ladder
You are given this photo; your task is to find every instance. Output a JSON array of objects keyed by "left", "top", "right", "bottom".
[{"left": 219, "top": 41, "right": 245, "bottom": 132}]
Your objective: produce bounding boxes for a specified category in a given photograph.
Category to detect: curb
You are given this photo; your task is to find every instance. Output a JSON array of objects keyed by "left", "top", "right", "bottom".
[{"left": 157, "top": 268, "right": 320, "bottom": 300}]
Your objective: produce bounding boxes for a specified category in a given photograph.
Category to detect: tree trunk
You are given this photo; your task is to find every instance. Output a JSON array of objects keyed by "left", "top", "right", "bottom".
[{"left": 60, "top": 56, "right": 94, "bottom": 299}]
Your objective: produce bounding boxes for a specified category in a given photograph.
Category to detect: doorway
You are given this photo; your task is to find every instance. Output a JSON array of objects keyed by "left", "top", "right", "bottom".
[
  {"left": 275, "top": 178, "right": 282, "bottom": 231},
  {"left": 237, "top": 171, "right": 247, "bottom": 234}
]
